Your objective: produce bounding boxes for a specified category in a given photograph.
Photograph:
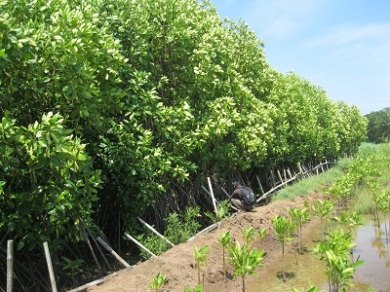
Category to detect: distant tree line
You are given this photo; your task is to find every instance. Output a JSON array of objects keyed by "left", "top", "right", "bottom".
[
  {"left": 365, "top": 107, "right": 390, "bottom": 143},
  {"left": 0, "top": 0, "right": 367, "bottom": 254}
]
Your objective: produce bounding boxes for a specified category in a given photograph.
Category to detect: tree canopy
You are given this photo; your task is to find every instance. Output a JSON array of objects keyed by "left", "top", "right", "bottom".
[
  {"left": 0, "top": 0, "right": 368, "bottom": 251},
  {"left": 366, "top": 107, "right": 390, "bottom": 143}
]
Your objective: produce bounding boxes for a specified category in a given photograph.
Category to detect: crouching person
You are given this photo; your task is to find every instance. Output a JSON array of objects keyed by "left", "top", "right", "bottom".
[{"left": 229, "top": 181, "right": 257, "bottom": 212}]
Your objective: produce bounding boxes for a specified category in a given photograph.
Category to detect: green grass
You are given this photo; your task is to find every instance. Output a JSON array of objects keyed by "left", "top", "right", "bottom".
[
  {"left": 271, "top": 160, "right": 347, "bottom": 201},
  {"left": 352, "top": 188, "right": 375, "bottom": 214},
  {"left": 272, "top": 143, "right": 390, "bottom": 214}
]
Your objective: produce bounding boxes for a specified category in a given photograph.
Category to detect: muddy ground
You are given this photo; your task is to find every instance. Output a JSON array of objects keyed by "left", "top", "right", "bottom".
[{"left": 87, "top": 192, "right": 322, "bottom": 292}]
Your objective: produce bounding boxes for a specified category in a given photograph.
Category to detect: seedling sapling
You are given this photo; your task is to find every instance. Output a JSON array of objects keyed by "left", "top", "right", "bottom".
[
  {"left": 228, "top": 241, "right": 264, "bottom": 292},
  {"left": 241, "top": 227, "right": 256, "bottom": 246},
  {"left": 217, "top": 230, "right": 232, "bottom": 282},
  {"left": 193, "top": 244, "right": 209, "bottom": 286},
  {"left": 311, "top": 199, "right": 335, "bottom": 240},
  {"left": 148, "top": 272, "right": 168, "bottom": 292},
  {"left": 289, "top": 207, "right": 311, "bottom": 254},
  {"left": 256, "top": 228, "right": 267, "bottom": 248},
  {"left": 272, "top": 215, "right": 295, "bottom": 282}
]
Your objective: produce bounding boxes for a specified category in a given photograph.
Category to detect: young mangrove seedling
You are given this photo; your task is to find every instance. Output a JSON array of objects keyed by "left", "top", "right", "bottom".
[
  {"left": 256, "top": 228, "right": 267, "bottom": 248},
  {"left": 311, "top": 229, "right": 364, "bottom": 292},
  {"left": 292, "top": 284, "right": 327, "bottom": 292},
  {"left": 289, "top": 207, "right": 311, "bottom": 254},
  {"left": 228, "top": 241, "right": 264, "bottom": 292},
  {"left": 311, "top": 199, "right": 335, "bottom": 240},
  {"left": 241, "top": 226, "right": 256, "bottom": 246},
  {"left": 148, "top": 272, "right": 168, "bottom": 292},
  {"left": 217, "top": 230, "right": 232, "bottom": 282},
  {"left": 183, "top": 284, "right": 204, "bottom": 292},
  {"left": 272, "top": 215, "right": 295, "bottom": 282},
  {"left": 193, "top": 244, "right": 209, "bottom": 286}
]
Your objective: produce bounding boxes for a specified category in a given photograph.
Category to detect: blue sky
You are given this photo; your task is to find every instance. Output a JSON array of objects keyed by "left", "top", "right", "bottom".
[{"left": 211, "top": 0, "right": 390, "bottom": 115}]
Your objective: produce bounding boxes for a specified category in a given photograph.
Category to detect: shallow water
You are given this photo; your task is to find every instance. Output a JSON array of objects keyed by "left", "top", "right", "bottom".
[
  {"left": 248, "top": 220, "right": 328, "bottom": 292},
  {"left": 248, "top": 214, "right": 390, "bottom": 292},
  {"left": 350, "top": 215, "right": 390, "bottom": 292}
]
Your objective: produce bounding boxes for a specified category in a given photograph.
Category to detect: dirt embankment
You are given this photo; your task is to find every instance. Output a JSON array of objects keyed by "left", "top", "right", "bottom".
[{"left": 87, "top": 193, "right": 322, "bottom": 292}]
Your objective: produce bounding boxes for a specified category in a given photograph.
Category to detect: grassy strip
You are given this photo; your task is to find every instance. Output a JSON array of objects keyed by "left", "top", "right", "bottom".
[
  {"left": 271, "top": 158, "right": 352, "bottom": 201},
  {"left": 272, "top": 143, "right": 390, "bottom": 215}
]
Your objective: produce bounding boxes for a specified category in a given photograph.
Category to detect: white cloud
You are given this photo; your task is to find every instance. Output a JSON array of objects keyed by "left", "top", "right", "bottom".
[
  {"left": 307, "top": 23, "right": 390, "bottom": 47},
  {"left": 242, "top": 0, "right": 330, "bottom": 39},
  {"left": 305, "top": 23, "right": 390, "bottom": 68}
]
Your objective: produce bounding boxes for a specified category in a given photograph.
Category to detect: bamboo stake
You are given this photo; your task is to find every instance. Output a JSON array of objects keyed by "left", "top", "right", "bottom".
[
  {"left": 96, "top": 237, "right": 131, "bottom": 268},
  {"left": 219, "top": 187, "right": 238, "bottom": 211},
  {"left": 207, "top": 177, "right": 218, "bottom": 216},
  {"left": 67, "top": 267, "right": 134, "bottom": 292},
  {"left": 187, "top": 222, "right": 220, "bottom": 242},
  {"left": 270, "top": 170, "right": 276, "bottom": 187},
  {"left": 257, "top": 160, "right": 329, "bottom": 203},
  {"left": 81, "top": 228, "right": 102, "bottom": 277},
  {"left": 87, "top": 228, "right": 111, "bottom": 271},
  {"left": 256, "top": 175, "right": 265, "bottom": 195},
  {"left": 297, "top": 162, "right": 303, "bottom": 173},
  {"left": 277, "top": 170, "right": 283, "bottom": 183},
  {"left": 68, "top": 279, "right": 104, "bottom": 292},
  {"left": 287, "top": 168, "right": 293, "bottom": 179},
  {"left": 137, "top": 217, "right": 175, "bottom": 247},
  {"left": 43, "top": 242, "right": 58, "bottom": 292},
  {"left": 7, "top": 240, "right": 13, "bottom": 292},
  {"left": 301, "top": 164, "right": 311, "bottom": 177},
  {"left": 256, "top": 175, "right": 299, "bottom": 203},
  {"left": 124, "top": 233, "right": 157, "bottom": 259},
  {"left": 201, "top": 185, "right": 219, "bottom": 205}
]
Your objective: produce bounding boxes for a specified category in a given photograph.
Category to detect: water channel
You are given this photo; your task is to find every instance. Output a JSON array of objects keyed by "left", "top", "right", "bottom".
[{"left": 248, "top": 214, "right": 390, "bottom": 292}]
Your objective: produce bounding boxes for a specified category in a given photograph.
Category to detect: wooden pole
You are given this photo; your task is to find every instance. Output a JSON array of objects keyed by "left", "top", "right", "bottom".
[
  {"left": 277, "top": 170, "right": 283, "bottom": 183},
  {"left": 297, "top": 162, "right": 303, "bottom": 174},
  {"left": 219, "top": 187, "right": 238, "bottom": 211},
  {"left": 287, "top": 168, "right": 293, "bottom": 179},
  {"left": 81, "top": 228, "right": 102, "bottom": 277},
  {"left": 256, "top": 175, "right": 265, "bottom": 195},
  {"left": 304, "top": 165, "right": 312, "bottom": 177},
  {"left": 67, "top": 267, "right": 134, "bottom": 292},
  {"left": 201, "top": 185, "right": 219, "bottom": 205},
  {"left": 270, "top": 170, "right": 276, "bottom": 187},
  {"left": 124, "top": 233, "right": 157, "bottom": 259},
  {"left": 7, "top": 240, "right": 13, "bottom": 292},
  {"left": 207, "top": 177, "right": 218, "bottom": 216},
  {"left": 187, "top": 222, "right": 220, "bottom": 242},
  {"left": 96, "top": 237, "right": 131, "bottom": 268},
  {"left": 256, "top": 174, "right": 299, "bottom": 203},
  {"left": 87, "top": 228, "right": 112, "bottom": 271},
  {"left": 43, "top": 242, "right": 58, "bottom": 292},
  {"left": 137, "top": 217, "right": 175, "bottom": 247}
]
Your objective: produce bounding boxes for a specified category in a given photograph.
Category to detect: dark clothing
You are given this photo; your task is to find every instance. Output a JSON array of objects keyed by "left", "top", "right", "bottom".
[{"left": 229, "top": 185, "right": 255, "bottom": 211}]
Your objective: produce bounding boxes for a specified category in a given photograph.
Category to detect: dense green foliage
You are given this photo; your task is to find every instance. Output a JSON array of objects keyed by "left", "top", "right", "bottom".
[
  {"left": 135, "top": 206, "right": 202, "bottom": 260},
  {"left": 0, "top": 0, "right": 367, "bottom": 256},
  {"left": 311, "top": 229, "right": 364, "bottom": 292},
  {"left": 0, "top": 112, "right": 101, "bottom": 250},
  {"left": 330, "top": 142, "right": 390, "bottom": 213},
  {"left": 365, "top": 107, "right": 390, "bottom": 143}
]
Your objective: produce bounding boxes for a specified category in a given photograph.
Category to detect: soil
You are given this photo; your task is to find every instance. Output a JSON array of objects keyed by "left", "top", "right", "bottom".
[{"left": 87, "top": 192, "right": 322, "bottom": 292}]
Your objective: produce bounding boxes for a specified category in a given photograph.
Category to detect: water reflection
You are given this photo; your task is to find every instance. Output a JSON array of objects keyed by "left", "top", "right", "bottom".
[
  {"left": 351, "top": 215, "right": 390, "bottom": 292},
  {"left": 247, "top": 220, "right": 328, "bottom": 292},
  {"left": 247, "top": 215, "right": 390, "bottom": 292}
]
